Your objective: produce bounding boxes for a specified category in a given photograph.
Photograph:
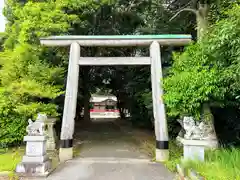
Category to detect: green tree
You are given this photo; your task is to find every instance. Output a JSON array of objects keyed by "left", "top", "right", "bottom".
[
  {"left": 164, "top": 4, "right": 240, "bottom": 120},
  {"left": 0, "top": 0, "right": 75, "bottom": 145},
  {"left": 163, "top": 0, "right": 236, "bottom": 137}
]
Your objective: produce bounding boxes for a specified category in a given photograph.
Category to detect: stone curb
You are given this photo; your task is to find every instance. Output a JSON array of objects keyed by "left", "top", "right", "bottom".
[{"left": 176, "top": 164, "right": 205, "bottom": 180}]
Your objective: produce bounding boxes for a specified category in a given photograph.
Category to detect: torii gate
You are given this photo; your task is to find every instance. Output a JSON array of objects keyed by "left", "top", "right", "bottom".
[{"left": 40, "top": 35, "right": 192, "bottom": 162}]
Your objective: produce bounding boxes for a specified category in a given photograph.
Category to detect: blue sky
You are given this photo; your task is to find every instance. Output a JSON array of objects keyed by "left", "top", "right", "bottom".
[{"left": 0, "top": 1, "right": 5, "bottom": 32}]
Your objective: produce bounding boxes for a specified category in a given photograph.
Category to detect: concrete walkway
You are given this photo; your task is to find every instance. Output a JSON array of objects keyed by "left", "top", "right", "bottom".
[
  {"left": 47, "top": 119, "right": 174, "bottom": 180},
  {"left": 47, "top": 157, "right": 174, "bottom": 180}
]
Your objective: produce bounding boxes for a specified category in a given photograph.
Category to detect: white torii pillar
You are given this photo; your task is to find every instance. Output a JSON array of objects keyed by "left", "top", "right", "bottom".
[
  {"left": 59, "top": 42, "right": 80, "bottom": 162},
  {"left": 150, "top": 41, "right": 169, "bottom": 161}
]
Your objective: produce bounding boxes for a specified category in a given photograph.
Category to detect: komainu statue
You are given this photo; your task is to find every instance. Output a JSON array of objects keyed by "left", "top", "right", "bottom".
[
  {"left": 178, "top": 116, "right": 216, "bottom": 140},
  {"left": 26, "top": 113, "right": 47, "bottom": 136}
]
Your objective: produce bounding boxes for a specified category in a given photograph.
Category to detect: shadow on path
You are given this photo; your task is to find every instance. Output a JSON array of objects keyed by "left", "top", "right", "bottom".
[{"left": 73, "top": 118, "right": 149, "bottom": 159}]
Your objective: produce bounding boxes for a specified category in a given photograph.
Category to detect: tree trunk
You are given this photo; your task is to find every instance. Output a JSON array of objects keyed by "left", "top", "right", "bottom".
[
  {"left": 116, "top": 94, "right": 125, "bottom": 119},
  {"left": 196, "top": 3, "right": 209, "bottom": 40},
  {"left": 117, "top": 99, "right": 125, "bottom": 119},
  {"left": 202, "top": 103, "right": 217, "bottom": 139},
  {"left": 83, "top": 93, "right": 90, "bottom": 123},
  {"left": 196, "top": 3, "right": 217, "bottom": 140},
  {"left": 75, "top": 103, "right": 82, "bottom": 121},
  {"left": 83, "top": 67, "right": 91, "bottom": 123}
]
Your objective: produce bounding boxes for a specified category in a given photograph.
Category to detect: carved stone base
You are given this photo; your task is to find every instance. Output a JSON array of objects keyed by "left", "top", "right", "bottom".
[
  {"left": 15, "top": 135, "right": 52, "bottom": 177},
  {"left": 184, "top": 144, "right": 205, "bottom": 162},
  {"left": 24, "top": 136, "right": 47, "bottom": 156},
  {"left": 178, "top": 138, "right": 218, "bottom": 148},
  {"left": 179, "top": 138, "right": 218, "bottom": 162},
  {"left": 22, "top": 154, "right": 48, "bottom": 163},
  {"left": 16, "top": 160, "right": 52, "bottom": 177}
]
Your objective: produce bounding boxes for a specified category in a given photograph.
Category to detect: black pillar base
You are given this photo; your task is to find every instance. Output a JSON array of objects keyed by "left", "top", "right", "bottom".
[
  {"left": 60, "top": 139, "right": 73, "bottom": 148},
  {"left": 156, "top": 140, "right": 169, "bottom": 149}
]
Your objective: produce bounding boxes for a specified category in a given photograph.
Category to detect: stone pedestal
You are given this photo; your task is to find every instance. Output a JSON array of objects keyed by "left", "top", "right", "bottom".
[
  {"left": 178, "top": 138, "right": 218, "bottom": 161},
  {"left": 45, "top": 117, "right": 57, "bottom": 150},
  {"left": 16, "top": 136, "right": 52, "bottom": 177}
]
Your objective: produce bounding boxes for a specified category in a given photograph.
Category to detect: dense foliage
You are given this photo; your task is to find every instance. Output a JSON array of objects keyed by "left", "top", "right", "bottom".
[{"left": 0, "top": 0, "right": 78, "bottom": 146}]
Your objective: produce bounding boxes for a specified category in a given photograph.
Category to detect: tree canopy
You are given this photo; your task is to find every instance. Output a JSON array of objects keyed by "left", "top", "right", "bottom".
[{"left": 164, "top": 3, "right": 240, "bottom": 117}]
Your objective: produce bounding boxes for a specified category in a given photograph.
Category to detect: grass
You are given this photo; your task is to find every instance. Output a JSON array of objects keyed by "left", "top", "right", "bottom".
[
  {"left": 0, "top": 146, "right": 60, "bottom": 177},
  {"left": 164, "top": 141, "right": 182, "bottom": 172},
  {"left": 132, "top": 131, "right": 182, "bottom": 171},
  {"left": 164, "top": 141, "right": 240, "bottom": 179},
  {"left": 134, "top": 130, "right": 240, "bottom": 179},
  {"left": 73, "top": 144, "right": 81, "bottom": 157},
  {"left": 182, "top": 148, "right": 240, "bottom": 180},
  {"left": 0, "top": 147, "right": 24, "bottom": 172},
  {"left": 129, "top": 128, "right": 183, "bottom": 171},
  {"left": 129, "top": 129, "right": 156, "bottom": 160}
]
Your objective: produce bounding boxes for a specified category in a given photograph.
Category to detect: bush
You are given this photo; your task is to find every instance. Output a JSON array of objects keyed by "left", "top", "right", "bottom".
[
  {"left": 164, "top": 141, "right": 183, "bottom": 172},
  {"left": 0, "top": 116, "right": 27, "bottom": 147},
  {"left": 0, "top": 45, "right": 64, "bottom": 147}
]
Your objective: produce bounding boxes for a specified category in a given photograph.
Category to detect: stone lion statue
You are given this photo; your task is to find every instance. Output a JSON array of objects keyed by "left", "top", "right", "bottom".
[
  {"left": 26, "top": 113, "right": 47, "bottom": 136},
  {"left": 178, "top": 116, "right": 216, "bottom": 140}
]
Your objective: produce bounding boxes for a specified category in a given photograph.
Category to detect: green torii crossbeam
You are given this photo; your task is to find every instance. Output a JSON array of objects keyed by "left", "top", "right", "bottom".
[{"left": 40, "top": 34, "right": 191, "bottom": 46}]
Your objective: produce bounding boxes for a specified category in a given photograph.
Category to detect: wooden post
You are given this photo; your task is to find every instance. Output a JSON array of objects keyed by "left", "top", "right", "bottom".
[
  {"left": 150, "top": 41, "right": 169, "bottom": 162},
  {"left": 59, "top": 42, "right": 80, "bottom": 162}
]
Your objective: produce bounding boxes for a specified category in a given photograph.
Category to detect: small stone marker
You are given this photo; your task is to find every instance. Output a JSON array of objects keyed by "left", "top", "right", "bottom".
[{"left": 16, "top": 114, "right": 52, "bottom": 177}]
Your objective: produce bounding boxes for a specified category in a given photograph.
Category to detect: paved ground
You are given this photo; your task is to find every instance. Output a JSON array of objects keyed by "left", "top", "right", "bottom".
[
  {"left": 47, "top": 158, "right": 174, "bottom": 180},
  {"left": 47, "top": 119, "right": 174, "bottom": 180},
  {"left": 74, "top": 119, "right": 148, "bottom": 159}
]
